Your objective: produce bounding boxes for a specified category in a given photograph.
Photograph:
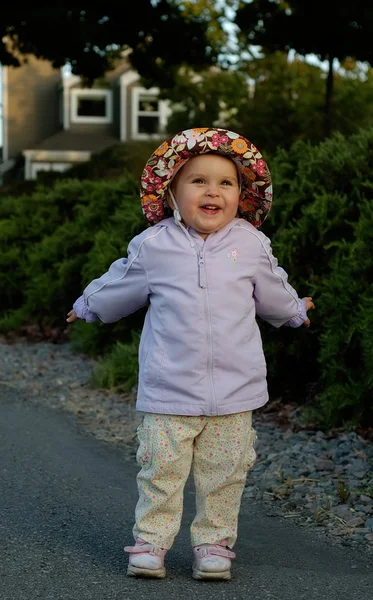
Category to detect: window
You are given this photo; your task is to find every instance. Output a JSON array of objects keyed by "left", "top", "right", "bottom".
[
  {"left": 71, "top": 89, "right": 113, "bottom": 124},
  {"left": 77, "top": 96, "right": 106, "bottom": 117},
  {"left": 31, "top": 162, "right": 71, "bottom": 180},
  {"left": 132, "top": 87, "right": 168, "bottom": 139},
  {"left": 138, "top": 95, "right": 160, "bottom": 134}
]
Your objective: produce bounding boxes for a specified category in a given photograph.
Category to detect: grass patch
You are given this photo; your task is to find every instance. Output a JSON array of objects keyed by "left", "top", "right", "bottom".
[{"left": 91, "top": 332, "right": 141, "bottom": 392}]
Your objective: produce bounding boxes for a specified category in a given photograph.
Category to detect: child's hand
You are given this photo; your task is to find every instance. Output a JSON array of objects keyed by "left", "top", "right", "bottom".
[
  {"left": 302, "top": 297, "right": 315, "bottom": 327},
  {"left": 66, "top": 309, "right": 78, "bottom": 323}
]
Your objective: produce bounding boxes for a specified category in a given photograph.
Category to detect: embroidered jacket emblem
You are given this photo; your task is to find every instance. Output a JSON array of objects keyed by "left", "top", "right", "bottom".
[{"left": 227, "top": 248, "right": 240, "bottom": 263}]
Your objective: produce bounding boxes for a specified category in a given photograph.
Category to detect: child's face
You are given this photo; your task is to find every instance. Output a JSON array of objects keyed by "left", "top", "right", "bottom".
[{"left": 169, "top": 154, "right": 241, "bottom": 239}]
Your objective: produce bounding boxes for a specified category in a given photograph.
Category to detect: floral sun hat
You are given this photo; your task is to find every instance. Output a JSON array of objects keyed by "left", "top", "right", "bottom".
[{"left": 140, "top": 127, "right": 273, "bottom": 228}]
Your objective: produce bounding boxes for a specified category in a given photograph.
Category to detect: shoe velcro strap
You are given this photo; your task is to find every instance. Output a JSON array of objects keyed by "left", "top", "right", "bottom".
[
  {"left": 196, "top": 545, "right": 236, "bottom": 559},
  {"left": 124, "top": 544, "right": 167, "bottom": 557}
]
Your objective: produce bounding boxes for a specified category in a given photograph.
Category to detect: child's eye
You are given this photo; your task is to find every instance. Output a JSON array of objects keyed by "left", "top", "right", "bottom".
[
  {"left": 221, "top": 180, "right": 233, "bottom": 185},
  {"left": 193, "top": 178, "right": 205, "bottom": 184}
]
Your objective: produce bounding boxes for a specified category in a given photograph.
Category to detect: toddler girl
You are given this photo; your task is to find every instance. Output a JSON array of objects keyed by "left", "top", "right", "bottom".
[{"left": 67, "top": 128, "right": 314, "bottom": 581}]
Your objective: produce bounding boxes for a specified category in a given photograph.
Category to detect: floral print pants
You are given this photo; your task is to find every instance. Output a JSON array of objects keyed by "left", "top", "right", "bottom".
[{"left": 132, "top": 411, "right": 257, "bottom": 549}]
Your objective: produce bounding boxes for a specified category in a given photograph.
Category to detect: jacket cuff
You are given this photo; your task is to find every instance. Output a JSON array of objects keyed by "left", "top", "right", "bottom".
[
  {"left": 73, "top": 296, "right": 99, "bottom": 323},
  {"left": 283, "top": 298, "right": 307, "bottom": 328}
]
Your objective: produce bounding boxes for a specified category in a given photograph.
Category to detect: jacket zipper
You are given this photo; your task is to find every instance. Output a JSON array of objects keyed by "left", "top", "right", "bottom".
[
  {"left": 198, "top": 245, "right": 217, "bottom": 415},
  {"left": 198, "top": 250, "right": 206, "bottom": 288}
]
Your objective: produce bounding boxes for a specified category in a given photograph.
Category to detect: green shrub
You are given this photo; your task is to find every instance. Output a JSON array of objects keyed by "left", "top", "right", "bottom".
[
  {"left": 260, "top": 127, "right": 373, "bottom": 428},
  {"left": 64, "top": 141, "right": 159, "bottom": 183},
  {"left": 1, "top": 128, "right": 373, "bottom": 428},
  {"left": 91, "top": 331, "right": 141, "bottom": 392},
  {"left": 0, "top": 141, "right": 160, "bottom": 198},
  {"left": 0, "top": 176, "right": 146, "bottom": 346}
]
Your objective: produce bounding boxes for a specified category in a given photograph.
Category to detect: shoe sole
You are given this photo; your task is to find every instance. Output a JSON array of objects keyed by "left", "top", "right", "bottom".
[
  {"left": 127, "top": 565, "right": 166, "bottom": 579},
  {"left": 192, "top": 568, "right": 231, "bottom": 581}
]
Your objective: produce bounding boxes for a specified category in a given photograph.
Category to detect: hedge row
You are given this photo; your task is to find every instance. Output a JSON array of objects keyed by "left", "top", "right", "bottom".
[
  {"left": 1, "top": 129, "right": 372, "bottom": 428},
  {"left": 262, "top": 128, "right": 373, "bottom": 427},
  {"left": 0, "top": 175, "right": 146, "bottom": 350}
]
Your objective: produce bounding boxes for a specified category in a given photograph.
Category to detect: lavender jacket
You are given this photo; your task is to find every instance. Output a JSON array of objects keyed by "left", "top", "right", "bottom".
[{"left": 74, "top": 217, "right": 307, "bottom": 416}]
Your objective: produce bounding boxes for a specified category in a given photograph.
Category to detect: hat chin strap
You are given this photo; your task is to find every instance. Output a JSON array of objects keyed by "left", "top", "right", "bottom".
[{"left": 168, "top": 189, "right": 195, "bottom": 248}]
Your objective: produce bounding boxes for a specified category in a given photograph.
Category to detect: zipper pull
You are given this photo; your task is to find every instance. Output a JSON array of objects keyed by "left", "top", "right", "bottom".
[{"left": 199, "top": 252, "right": 206, "bottom": 288}]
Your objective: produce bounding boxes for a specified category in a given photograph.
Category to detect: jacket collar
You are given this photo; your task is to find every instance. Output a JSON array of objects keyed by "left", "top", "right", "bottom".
[
  {"left": 187, "top": 218, "right": 242, "bottom": 249},
  {"left": 157, "top": 217, "right": 246, "bottom": 250}
]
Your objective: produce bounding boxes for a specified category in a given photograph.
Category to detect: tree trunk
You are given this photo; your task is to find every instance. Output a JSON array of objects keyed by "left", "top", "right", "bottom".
[{"left": 324, "top": 56, "right": 334, "bottom": 137}]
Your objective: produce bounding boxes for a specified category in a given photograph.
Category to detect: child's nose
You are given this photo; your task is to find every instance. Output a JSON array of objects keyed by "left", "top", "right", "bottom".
[{"left": 206, "top": 184, "right": 219, "bottom": 196}]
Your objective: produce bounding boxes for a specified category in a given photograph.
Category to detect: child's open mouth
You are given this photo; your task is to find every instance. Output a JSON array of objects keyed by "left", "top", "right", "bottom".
[{"left": 200, "top": 204, "right": 221, "bottom": 215}]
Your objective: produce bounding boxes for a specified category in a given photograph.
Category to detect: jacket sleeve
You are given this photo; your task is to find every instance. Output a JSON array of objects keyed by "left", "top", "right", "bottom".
[
  {"left": 73, "top": 295, "right": 100, "bottom": 323},
  {"left": 83, "top": 237, "right": 150, "bottom": 323},
  {"left": 283, "top": 298, "right": 307, "bottom": 328},
  {"left": 253, "top": 234, "right": 300, "bottom": 328}
]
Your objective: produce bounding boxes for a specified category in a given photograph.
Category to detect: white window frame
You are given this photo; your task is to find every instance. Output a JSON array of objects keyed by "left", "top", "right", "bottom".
[
  {"left": 70, "top": 89, "right": 113, "bottom": 124},
  {"left": 23, "top": 150, "right": 91, "bottom": 180},
  {"left": 131, "top": 87, "right": 168, "bottom": 140},
  {"left": 30, "top": 161, "right": 72, "bottom": 180}
]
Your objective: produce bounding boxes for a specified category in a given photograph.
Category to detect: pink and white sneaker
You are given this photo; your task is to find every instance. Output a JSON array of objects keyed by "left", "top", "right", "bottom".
[
  {"left": 124, "top": 537, "right": 167, "bottom": 578},
  {"left": 192, "top": 542, "right": 236, "bottom": 580}
]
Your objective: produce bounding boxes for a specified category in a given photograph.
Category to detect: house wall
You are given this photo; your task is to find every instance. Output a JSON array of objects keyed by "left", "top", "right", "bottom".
[
  {"left": 101, "top": 60, "right": 129, "bottom": 138},
  {"left": 65, "top": 57, "right": 131, "bottom": 137},
  {"left": 6, "top": 55, "right": 61, "bottom": 159}
]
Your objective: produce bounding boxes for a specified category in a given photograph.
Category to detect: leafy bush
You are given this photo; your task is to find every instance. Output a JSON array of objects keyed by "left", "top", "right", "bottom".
[
  {"left": 91, "top": 332, "right": 141, "bottom": 392},
  {"left": 54, "top": 141, "right": 159, "bottom": 184},
  {"left": 0, "top": 141, "right": 159, "bottom": 201},
  {"left": 1, "top": 128, "right": 372, "bottom": 428},
  {"left": 260, "top": 127, "right": 373, "bottom": 427},
  {"left": 0, "top": 176, "right": 146, "bottom": 347}
]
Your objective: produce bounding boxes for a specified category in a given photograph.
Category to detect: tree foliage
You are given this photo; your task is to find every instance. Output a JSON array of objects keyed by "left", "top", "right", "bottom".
[
  {"left": 165, "top": 66, "right": 249, "bottom": 133},
  {"left": 237, "top": 54, "right": 373, "bottom": 153},
  {"left": 236, "top": 0, "right": 373, "bottom": 62},
  {"left": 235, "top": 0, "right": 373, "bottom": 134},
  {"left": 236, "top": 52, "right": 326, "bottom": 152},
  {"left": 165, "top": 53, "right": 373, "bottom": 155},
  {"left": 0, "top": 1, "right": 224, "bottom": 86}
]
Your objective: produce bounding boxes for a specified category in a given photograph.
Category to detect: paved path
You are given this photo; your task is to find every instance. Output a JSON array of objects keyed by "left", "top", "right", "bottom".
[{"left": 0, "top": 388, "right": 372, "bottom": 600}]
